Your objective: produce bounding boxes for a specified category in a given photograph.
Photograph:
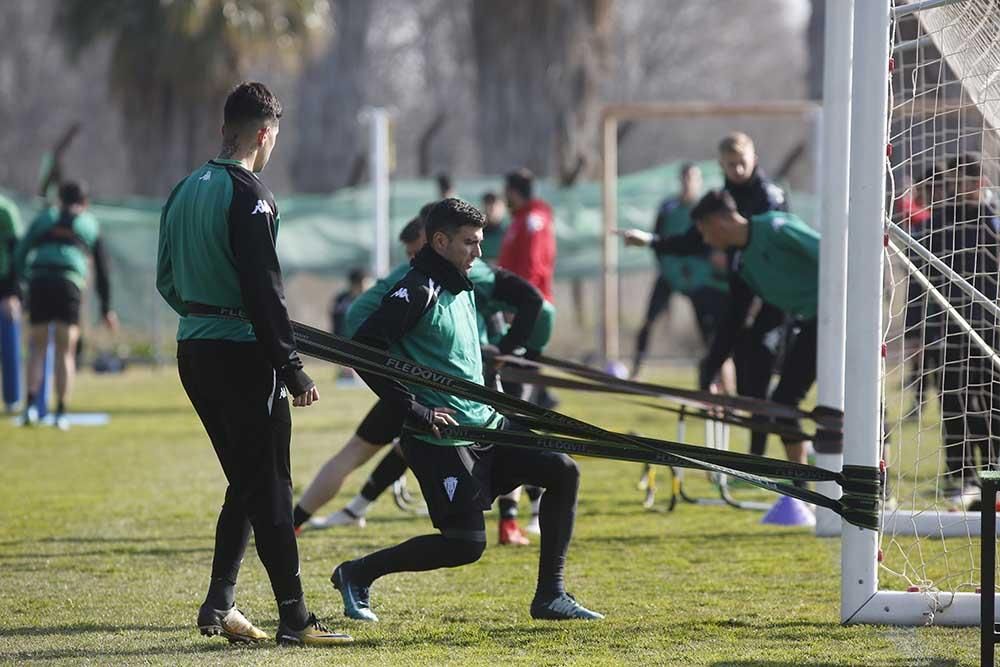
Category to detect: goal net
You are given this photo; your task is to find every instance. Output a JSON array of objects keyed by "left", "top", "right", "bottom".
[{"left": 871, "top": 0, "right": 1000, "bottom": 625}]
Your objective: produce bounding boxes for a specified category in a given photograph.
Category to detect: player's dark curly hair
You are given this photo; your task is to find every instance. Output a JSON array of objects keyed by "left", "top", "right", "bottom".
[
  {"left": 690, "top": 189, "right": 738, "bottom": 221},
  {"left": 224, "top": 82, "right": 282, "bottom": 129},
  {"left": 425, "top": 197, "right": 485, "bottom": 240}
]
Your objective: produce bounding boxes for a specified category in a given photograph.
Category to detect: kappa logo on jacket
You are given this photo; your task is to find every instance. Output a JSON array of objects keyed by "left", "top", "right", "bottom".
[
  {"left": 391, "top": 287, "right": 410, "bottom": 302},
  {"left": 251, "top": 199, "right": 273, "bottom": 216},
  {"left": 198, "top": 172, "right": 211, "bottom": 182}
]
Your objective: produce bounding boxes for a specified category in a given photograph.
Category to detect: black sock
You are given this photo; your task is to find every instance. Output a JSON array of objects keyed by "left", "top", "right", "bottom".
[
  {"left": 205, "top": 495, "right": 250, "bottom": 610},
  {"left": 525, "top": 485, "right": 543, "bottom": 503},
  {"left": 56, "top": 400, "right": 65, "bottom": 415},
  {"left": 499, "top": 496, "right": 518, "bottom": 519},
  {"left": 352, "top": 534, "right": 485, "bottom": 585},
  {"left": 361, "top": 448, "right": 409, "bottom": 502},
  {"left": 534, "top": 460, "right": 579, "bottom": 600},
  {"left": 293, "top": 504, "right": 311, "bottom": 529},
  {"left": 26, "top": 393, "right": 36, "bottom": 409}
]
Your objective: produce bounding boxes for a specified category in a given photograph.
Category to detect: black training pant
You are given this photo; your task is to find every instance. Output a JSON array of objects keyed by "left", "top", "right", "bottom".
[{"left": 177, "top": 340, "right": 306, "bottom": 625}]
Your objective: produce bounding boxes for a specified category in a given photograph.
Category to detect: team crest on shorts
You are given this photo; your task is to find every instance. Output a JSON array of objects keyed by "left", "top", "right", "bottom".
[{"left": 443, "top": 476, "right": 458, "bottom": 502}]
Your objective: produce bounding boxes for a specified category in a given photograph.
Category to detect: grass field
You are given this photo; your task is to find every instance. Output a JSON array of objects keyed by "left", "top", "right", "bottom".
[{"left": 0, "top": 364, "right": 980, "bottom": 666}]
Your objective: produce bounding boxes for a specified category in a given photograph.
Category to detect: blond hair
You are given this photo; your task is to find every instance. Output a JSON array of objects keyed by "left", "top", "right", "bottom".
[{"left": 718, "top": 132, "right": 755, "bottom": 156}]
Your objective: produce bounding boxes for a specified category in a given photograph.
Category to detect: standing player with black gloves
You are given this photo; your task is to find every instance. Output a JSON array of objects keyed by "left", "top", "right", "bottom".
[
  {"left": 156, "top": 82, "right": 351, "bottom": 648},
  {"left": 332, "top": 198, "right": 601, "bottom": 622},
  {"left": 620, "top": 132, "right": 788, "bottom": 457}
]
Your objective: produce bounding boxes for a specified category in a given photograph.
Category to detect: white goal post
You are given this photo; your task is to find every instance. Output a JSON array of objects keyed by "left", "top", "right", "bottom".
[{"left": 842, "top": 0, "right": 1000, "bottom": 626}]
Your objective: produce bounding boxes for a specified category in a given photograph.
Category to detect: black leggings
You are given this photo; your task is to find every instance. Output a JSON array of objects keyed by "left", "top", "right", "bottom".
[{"left": 178, "top": 340, "right": 307, "bottom": 627}]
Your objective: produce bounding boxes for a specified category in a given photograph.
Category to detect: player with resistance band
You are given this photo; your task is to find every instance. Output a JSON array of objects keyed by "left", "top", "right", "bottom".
[
  {"left": 296, "top": 214, "right": 552, "bottom": 544},
  {"left": 332, "top": 198, "right": 602, "bottom": 622}
]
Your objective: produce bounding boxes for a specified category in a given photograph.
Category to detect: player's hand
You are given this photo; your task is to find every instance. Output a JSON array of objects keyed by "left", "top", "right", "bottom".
[
  {"left": 0, "top": 295, "right": 20, "bottom": 318},
  {"left": 613, "top": 228, "right": 654, "bottom": 247},
  {"left": 430, "top": 407, "right": 458, "bottom": 439},
  {"left": 103, "top": 310, "right": 119, "bottom": 333},
  {"left": 293, "top": 385, "right": 320, "bottom": 407}
]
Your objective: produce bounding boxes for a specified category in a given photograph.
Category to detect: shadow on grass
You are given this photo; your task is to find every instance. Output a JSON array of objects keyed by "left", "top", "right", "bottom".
[
  {"left": 0, "top": 642, "right": 237, "bottom": 662},
  {"left": 0, "top": 535, "right": 206, "bottom": 547},
  {"left": 1, "top": 623, "right": 189, "bottom": 637},
  {"left": 0, "top": 545, "right": 211, "bottom": 561},
  {"left": 713, "top": 661, "right": 958, "bottom": 667}
]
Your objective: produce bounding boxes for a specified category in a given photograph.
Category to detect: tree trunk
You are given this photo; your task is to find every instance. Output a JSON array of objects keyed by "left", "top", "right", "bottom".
[
  {"left": 291, "top": 0, "right": 373, "bottom": 193},
  {"left": 470, "top": 0, "right": 612, "bottom": 181}
]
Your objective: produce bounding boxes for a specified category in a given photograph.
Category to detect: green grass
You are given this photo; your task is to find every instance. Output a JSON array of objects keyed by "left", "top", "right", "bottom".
[{"left": 0, "top": 365, "right": 980, "bottom": 666}]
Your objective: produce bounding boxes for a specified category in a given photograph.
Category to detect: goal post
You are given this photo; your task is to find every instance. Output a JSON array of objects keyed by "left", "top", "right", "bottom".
[{"left": 843, "top": 0, "right": 1000, "bottom": 626}]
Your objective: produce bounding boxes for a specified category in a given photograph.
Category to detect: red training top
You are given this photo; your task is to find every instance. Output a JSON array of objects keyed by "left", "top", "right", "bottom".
[{"left": 498, "top": 199, "right": 556, "bottom": 301}]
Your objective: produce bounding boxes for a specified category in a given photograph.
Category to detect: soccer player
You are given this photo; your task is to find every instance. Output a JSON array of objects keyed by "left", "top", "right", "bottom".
[
  {"left": 296, "top": 215, "right": 550, "bottom": 547},
  {"left": 632, "top": 163, "right": 729, "bottom": 378},
  {"left": 0, "top": 193, "right": 22, "bottom": 413},
  {"left": 15, "top": 181, "right": 116, "bottom": 429},
  {"left": 499, "top": 168, "right": 558, "bottom": 410},
  {"left": 920, "top": 153, "right": 1000, "bottom": 507},
  {"left": 687, "top": 189, "right": 819, "bottom": 467},
  {"left": 332, "top": 198, "right": 601, "bottom": 622},
  {"left": 479, "top": 191, "right": 507, "bottom": 263},
  {"left": 620, "top": 132, "right": 788, "bottom": 457},
  {"left": 330, "top": 267, "right": 371, "bottom": 336},
  {"left": 155, "top": 82, "right": 351, "bottom": 647}
]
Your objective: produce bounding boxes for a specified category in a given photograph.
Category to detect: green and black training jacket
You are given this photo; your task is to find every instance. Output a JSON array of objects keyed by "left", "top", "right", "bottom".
[{"left": 155, "top": 158, "right": 312, "bottom": 395}]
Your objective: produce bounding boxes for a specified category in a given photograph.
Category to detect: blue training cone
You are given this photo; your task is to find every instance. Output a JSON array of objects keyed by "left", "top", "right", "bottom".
[
  {"left": 0, "top": 308, "right": 20, "bottom": 409},
  {"left": 761, "top": 495, "right": 816, "bottom": 527}
]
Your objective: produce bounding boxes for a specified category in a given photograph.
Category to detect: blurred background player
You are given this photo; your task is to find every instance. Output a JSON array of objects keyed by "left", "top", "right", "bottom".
[
  {"left": 621, "top": 132, "right": 788, "bottom": 458},
  {"left": 15, "top": 181, "right": 116, "bottom": 430},
  {"left": 436, "top": 171, "right": 456, "bottom": 200},
  {"left": 329, "top": 267, "right": 371, "bottom": 384},
  {"left": 330, "top": 267, "right": 371, "bottom": 336},
  {"left": 919, "top": 153, "right": 999, "bottom": 508},
  {"left": 479, "top": 191, "right": 507, "bottom": 264},
  {"left": 0, "top": 193, "right": 23, "bottom": 413},
  {"left": 499, "top": 167, "right": 558, "bottom": 410},
  {"left": 631, "top": 163, "right": 729, "bottom": 379}
]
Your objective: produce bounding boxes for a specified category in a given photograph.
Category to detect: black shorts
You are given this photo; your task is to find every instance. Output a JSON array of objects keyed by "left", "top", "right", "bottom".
[
  {"left": 28, "top": 277, "right": 81, "bottom": 325},
  {"left": 355, "top": 399, "right": 405, "bottom": 445},
  {"left": 687, "top": 287, "right": 729, "bottom": 345},
  {"left": 400, "top": 419, "right": 575, "bottom": 533},
  {"left": 0, "top": 275, "right": 18, "bottom": 300}
]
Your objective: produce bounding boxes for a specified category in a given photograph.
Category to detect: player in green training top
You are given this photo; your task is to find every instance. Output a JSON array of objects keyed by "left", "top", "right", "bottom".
[
  {"left": 332, "top": 198, "right": 601, "bottom": 622},
  {"left": 156, "top": 82, "right": 351, "bottom": 648},
  {"left": 15, "top": 182, "right": 117, "bottom": 429},
  {"left": 0, "top": 193, "right": 23, "bottom": 412},
  {"left": 632, "top": 163, "right": 729, "bottom": 378},
  {"left": 689, "top": 189, "right": 819, "bottom": 470}
]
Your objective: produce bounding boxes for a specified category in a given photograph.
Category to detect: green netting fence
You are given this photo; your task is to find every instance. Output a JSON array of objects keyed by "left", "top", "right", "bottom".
[{"left": 2, "top": 160, "right": 816, "bottom": 358}]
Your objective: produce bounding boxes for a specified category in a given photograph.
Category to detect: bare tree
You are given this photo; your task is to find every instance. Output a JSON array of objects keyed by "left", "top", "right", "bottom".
[
  {"left": 292, "top": 0, "right": 372, "bottom": 192},
  {"left": 470, "top": 0, "right": 613, "bottom": 183}
]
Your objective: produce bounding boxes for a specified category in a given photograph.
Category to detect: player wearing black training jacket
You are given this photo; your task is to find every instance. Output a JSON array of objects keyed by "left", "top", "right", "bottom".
[
  {"left": 621, "top": 132, "right": 788, "bottom": 458},
  {"left": 331, "top": 198, "right": 602, "bottom": 622},
  {"left": 156, "top": 82, "right": 351, "bottom": 648}
]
